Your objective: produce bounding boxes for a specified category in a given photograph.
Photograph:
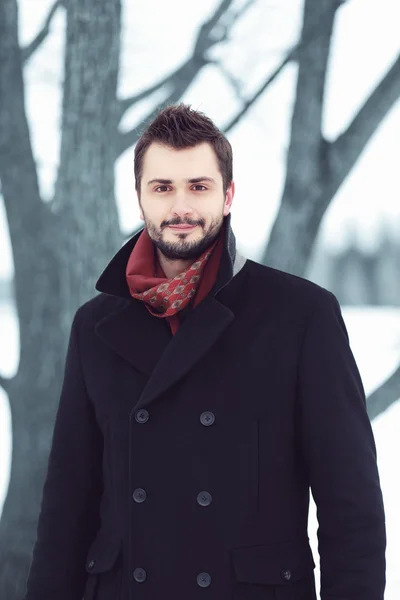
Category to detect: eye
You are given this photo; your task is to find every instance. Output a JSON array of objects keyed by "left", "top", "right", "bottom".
[
  {"left": 192, "top": 185, "right": 207, "bottom": 191},
  {"left": 155, "top": 185, "right": 171, "bottom": 192}
]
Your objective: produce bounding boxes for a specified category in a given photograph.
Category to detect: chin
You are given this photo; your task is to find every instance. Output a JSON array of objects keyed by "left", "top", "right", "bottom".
[{"left": 166, "top": 231, "right": 199, "bottom": 241}]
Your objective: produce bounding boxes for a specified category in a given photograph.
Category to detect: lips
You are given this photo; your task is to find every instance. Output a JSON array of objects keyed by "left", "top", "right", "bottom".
[{"left": 168, "top": 225, "right": 197, "bottom": 230}]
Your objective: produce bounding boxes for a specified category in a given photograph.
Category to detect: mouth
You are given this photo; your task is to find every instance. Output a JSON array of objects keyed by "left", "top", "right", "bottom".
[{"left": 167, "top": 224, "right": 198, "bottom": 232}]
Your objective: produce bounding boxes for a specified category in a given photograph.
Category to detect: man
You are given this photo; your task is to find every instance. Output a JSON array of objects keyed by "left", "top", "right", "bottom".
[{"left": 25, "top": 104, "right": 386, "bottom": 600}]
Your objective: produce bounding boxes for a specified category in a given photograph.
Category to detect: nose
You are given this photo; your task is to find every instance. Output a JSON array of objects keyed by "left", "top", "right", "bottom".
[{"left": 171, "top": 190, "right": 194, "bottom": 218}]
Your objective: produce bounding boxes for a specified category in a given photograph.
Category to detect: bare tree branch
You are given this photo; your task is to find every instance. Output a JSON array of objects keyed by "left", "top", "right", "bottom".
[
  {"left": 193, "top": 0, "right": 235, "bottom": 50},
  {"left": 117, "top": 0, "right": 257, "bottom": 121},
  {"left": 223, "top": 45, "right": 296, "bottom": 133},
  {"left": 223, "top": 0, "right": 342, "bottom": 133},
  {"left": 117, "top": 0, "right": 257, "bottom": 143},
  {"left": 229, "top": 0, "right": 257, "bottom": 24},
  {"left": 21, "top": 0, "right": 62, "bottom": 64},
  {"left": 118, "top": 81, "right": 194, "bottom": 156},
  {"left": 210, "top": 58, "right": 247, "bottom": 101},
  {"left": 201, "top": 0, "right": 256, "bottom": 46},
  {"left": 118, "top": 73, "right": 176, "bottom": 120},
  {"left": 367, "top": 363, "right": 400, "bottom": 421},
  {"left": 118, "top": 0, "right": 235, "bottom": 122},
  {"left": 328, "top": 53, "right": 400, "bottom": 197}
]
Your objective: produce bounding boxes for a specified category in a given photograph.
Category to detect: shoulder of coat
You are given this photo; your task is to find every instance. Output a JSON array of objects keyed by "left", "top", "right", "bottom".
[{"left": 243, "top": 259, "right": 335, "bottom": 311}]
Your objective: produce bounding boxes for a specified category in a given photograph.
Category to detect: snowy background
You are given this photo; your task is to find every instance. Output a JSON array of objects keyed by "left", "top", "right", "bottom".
[{"left": 1, "top": 0, "right": 400, "bottom": 597}]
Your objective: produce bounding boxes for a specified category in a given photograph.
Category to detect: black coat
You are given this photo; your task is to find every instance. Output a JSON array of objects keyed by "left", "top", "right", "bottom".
[{"left": 25, "top": 217, "right": 386, "bottom": 600}]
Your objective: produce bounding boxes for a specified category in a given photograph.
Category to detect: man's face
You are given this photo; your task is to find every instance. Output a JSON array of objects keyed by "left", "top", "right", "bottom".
[{"left": 138, "top": 142, "right": 234, "bottom": 260}]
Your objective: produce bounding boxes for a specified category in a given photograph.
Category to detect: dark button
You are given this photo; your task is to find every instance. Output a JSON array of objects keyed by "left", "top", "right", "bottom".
[
  {"left": 133, "top": 487, "right": 147, "bottom": 503},
  {"left": 281, "top": 569, "right": 292, "bottom": 581},
  {"left": 135, "top": 409, "right": 149, "bottom": 423},
  {"left": 87, "top": 559, "right": 95, "bottom": 570},
  {"left": 197, "top": 572, "right": 211, "bottom": 587},
  {"left": 197, "top": 491, "right": 212, "bottom": 506},
  {"left": 200, "top": 411, "right": 215, "bottom": 426},
  {"left": 133, "top": 567, "right": 147, "bottom": 583}
]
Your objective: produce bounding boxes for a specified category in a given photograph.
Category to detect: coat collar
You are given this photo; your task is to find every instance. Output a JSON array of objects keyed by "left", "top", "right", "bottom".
[
  {"left": 94, "top": 214, "right": 247, "bottom": 412},
  {"left": 95, "top": 213, "right": 245, "bottom": 298}
]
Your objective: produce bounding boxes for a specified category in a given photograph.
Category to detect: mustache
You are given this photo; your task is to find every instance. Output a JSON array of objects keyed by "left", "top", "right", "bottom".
[{"left": 162, "top": 218, "right": 205, "bottom": 228}]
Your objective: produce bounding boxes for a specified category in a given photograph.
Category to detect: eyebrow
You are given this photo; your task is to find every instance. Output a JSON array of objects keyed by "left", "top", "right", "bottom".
[{"left": 146, "top": 177, "right": 216, "bottom": 186}]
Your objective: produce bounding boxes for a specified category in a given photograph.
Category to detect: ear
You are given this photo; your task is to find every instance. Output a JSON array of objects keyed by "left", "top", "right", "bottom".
[{"left": 223, "top": 181, "right": 235, "bottom": 216}]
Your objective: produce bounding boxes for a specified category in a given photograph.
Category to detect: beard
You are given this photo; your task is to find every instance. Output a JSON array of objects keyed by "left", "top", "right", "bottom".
[{"left": 143, "top": 212, "right": 224, "bottom": 260}]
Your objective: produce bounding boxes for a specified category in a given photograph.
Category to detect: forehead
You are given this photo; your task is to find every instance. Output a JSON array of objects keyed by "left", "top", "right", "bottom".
[{"left": 142, "top": 142, "right": 221, "bottom": 179}]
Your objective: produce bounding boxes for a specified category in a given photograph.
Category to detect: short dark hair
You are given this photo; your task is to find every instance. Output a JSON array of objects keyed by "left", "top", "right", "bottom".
[{"left": 134, "top": 104, "right": 233, "bottom": 195}]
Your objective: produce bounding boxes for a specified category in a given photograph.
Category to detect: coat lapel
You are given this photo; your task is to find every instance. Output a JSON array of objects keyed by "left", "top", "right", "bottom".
[
  {"left": 94, "top": 293, "right": 234, "bottom": 410},
  {"left": 133, "top": 296, "right": 234, "bottom": 411},
  {"left": 94, "top": 299, "right": 172, "bottom": 377}
]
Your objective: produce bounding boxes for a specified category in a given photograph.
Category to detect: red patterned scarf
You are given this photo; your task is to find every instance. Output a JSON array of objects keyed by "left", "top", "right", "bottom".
[{"left": 126, "top": 226, "right": 224, "bottom": 334}]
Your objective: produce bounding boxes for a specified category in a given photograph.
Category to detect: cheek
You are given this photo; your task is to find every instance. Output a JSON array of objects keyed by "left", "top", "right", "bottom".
[{"left": 141, "top": 202, "right": 163, "bottom": 222}]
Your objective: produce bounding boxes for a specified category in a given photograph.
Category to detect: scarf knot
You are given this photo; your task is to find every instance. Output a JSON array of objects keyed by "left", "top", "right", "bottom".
[{"left": 126, "top": 230, "right": 220, "bottom": 319}]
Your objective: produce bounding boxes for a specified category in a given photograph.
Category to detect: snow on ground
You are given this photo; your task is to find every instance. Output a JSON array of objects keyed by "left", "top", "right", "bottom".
[{"left": 0, "top": 303, "right": 399, "bottom": 598}]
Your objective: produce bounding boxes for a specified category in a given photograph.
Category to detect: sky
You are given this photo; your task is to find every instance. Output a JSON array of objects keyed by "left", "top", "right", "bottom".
[{"left": 0, "top": 0, "right": 399, "bottom": 278}]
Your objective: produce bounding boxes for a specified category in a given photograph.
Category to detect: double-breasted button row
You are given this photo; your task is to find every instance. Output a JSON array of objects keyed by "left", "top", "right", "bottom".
[
  {"left": 132, "top": 408, "right": 214, "bottom": 588},
  {"left": 132, "top": 488, "right": 212, "bottom": 506},
  {"left": 135, "top": 409, "right": 215, "bottom": 426},
  {"left": 132, "top": 568, "right": 211, "bottom": 587}
]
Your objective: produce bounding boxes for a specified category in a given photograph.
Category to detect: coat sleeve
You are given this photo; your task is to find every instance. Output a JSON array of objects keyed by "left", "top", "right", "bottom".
[
  {"left": 24, "top": 306, "right": 103, "bottom": 600},
  {"left": 297, "top": 290, "right": 386, "bottom": 600}
]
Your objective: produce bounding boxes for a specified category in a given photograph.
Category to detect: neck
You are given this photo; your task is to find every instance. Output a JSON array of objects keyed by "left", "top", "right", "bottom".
[{"left": 156, "top": 249, "right": 193, "bottom": 279}]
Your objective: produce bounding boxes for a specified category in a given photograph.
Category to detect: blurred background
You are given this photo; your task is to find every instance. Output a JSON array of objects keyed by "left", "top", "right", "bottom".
[{"left": 0, "top": 0, "right": 399, "bottom": 597}]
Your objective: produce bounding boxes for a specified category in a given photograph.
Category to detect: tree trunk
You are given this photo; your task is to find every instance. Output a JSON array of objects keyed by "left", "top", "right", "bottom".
[
  {"left": 54, "top": 0, "right": 122, "bottom": 328},
  {"left": 0, "top": 0, "right": 122, "bottom": 596},
  {"left": 260, "top": 1, "right": 400, "bottom": 417},
  {"left": 0, "top": 367, "right": 63, "bottom": 598},
  {"left": 262, "top": 0, "right": 337, "bottom": 276},
  {"left": 262, "top": 0, "right": 400, "bottom": 277},
  {"left": 261, "top": 188, "right": 330, "bottom": 277}
]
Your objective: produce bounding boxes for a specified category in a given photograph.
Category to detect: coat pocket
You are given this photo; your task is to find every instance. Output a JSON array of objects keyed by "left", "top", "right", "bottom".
[
  {"left": 84, "top": 533, "right": 122, "bottom": 600},
  {"left": 231, "top": 538, "right": 316, "bottom": 600}
]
